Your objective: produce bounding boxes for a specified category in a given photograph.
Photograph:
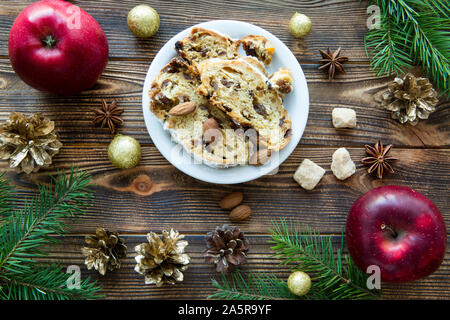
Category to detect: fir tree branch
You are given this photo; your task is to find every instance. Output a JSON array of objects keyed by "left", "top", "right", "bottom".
[
  {"left": 0, "top": 264, "right": 102, "bottom": 300},
  {"left": 209, "top": 220, "right": 380, "bottom": 300},
  {"left": 365, "top": 0, "right": 450, "bottom": 95},
  {"left": 364, "top": 15, "right": 413, "bottom": 76},
  {"left": 0, "top": 167, "right": 102, "bottom": 300},
  {"left": 0, "top": 172, "right": 14, "bottom": 217},
  {"left": 209, "top": 271, "right": 333, "bottom": 300},
  {"left": 269, "top": 219, "right": 379, "bottom": 300},
  {"left": 0, "top": 168, "right": 92, "bottom": 275},
  {"left": 410, "top": 13, "right": 450, "bottom": 95},
  {"left": 209, "top": 271, "right": 299, "bottom": 300}
]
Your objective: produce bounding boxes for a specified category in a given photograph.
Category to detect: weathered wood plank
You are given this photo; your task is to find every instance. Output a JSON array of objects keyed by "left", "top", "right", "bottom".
[
  {"left": 0, "top": 0, "right": 371, "bottom": 61},
  {"left": 46, "top": 235, "right": 450, "bottom": 299},
  {"left": 2, "top": 146, "right": 448, "bottom": 234},
  {"left": 0, "top": 59, "right": 448, "bottom": 147},
  {"left": 0, "top": 0, "right": 448, "bottom": 301}
]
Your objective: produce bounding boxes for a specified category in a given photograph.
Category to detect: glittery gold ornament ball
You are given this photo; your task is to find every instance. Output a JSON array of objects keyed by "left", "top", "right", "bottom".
[
  {"left": 108, "top": 134, "right": 141, "bottom": 169},
  {"left": 127, "top": 4, "right": 160, "bottom": 38},
  {"left": 287, "top": 271, "right": 311, "bottom": 296},
  {"left": 289, "top": 12, "right": 312, "bottom": 38}
]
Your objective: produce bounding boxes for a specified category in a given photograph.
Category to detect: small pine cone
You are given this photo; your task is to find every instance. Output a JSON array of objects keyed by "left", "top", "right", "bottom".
[
  {"left": 81, "top": 228, "right": 127, "bottom": 275},
  {"left": 204, "top": 225, "right": 249, "bottom": 273},
  {"left": 134, "top": 229, "right": 190, "bottom": 287},
  {"left": 382, "top": 73, "right": 439, "bottom": 125}
]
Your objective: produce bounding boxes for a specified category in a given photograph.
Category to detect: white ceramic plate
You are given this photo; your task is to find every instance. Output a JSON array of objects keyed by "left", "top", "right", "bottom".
[{"left": 142, "top": 20, "right": 309, "bottom": 184}]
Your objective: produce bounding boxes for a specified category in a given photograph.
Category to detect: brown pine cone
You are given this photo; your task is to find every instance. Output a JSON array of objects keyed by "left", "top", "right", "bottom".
[{"left": 204, "top": 225, "right": 249, "bottom": 273}]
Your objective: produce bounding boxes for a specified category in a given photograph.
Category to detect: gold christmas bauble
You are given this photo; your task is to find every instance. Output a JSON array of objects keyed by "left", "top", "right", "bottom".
[
  {"left": 108, "top": 134, "right": 141, "bottom": 169},
  {"left": 127, "top": 4, "right": 160, "bottom": 38},
  {"left": 287, "top": 271, "right": 311, "bottom": 296},
  {"left": 289, "top": 12, "right": 312, "bottom": 38}
]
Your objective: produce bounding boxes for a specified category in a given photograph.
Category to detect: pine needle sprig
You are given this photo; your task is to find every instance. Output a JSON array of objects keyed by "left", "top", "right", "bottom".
[
  {"left": 0, "top": 264, "right": 102, "bottom": 300},
  {"left": 364, "top": 15, "right": 413, "bottom": 76},
  {"left": 365, "top": 0, "right": 450, "bottom": 96},
  {"left": 269, "top": 219, "right": 379, "bottom": 300},
  {"left": 209, "top": 271, "right": 300, "bottom": 300},
  {"left": 0, "top": 167, "right": 103, "bottom": 300},
  {"left": 0, "top": 168, "right": 92, "bottom": 275},
  {"left": 410, "top": 12, "right": 450, "bottom": 94},
  {"left": 209, "top": 220, "right": 380, "bottom": 300},
  {"left": 209, "top": 270, "right": 333, "bottom": 300},
  {"left": 0, "top": 172, "right": 14, "bottom": 218}
]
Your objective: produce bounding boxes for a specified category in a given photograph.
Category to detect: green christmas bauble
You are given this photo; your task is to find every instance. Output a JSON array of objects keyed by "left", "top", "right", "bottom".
[
  {"left": 287, "top": 271, "right": 311, "bottom": 296},
  {"left": 108, "top": 134, "right": 141, "bottom": 169},
  {"left": 289, "top": 12, "right": 312, "bottom": 38},
  {"left": 127, "top": 4, "right": 160, "bottom": 38}
]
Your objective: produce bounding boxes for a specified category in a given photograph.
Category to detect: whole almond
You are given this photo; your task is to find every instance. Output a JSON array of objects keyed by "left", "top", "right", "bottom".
[
  {"left": 220, "top": 191, "right": 243, "bottom": 209},
  {"left": 203, "top": 117, "right": 219, "bottom": 132},
  {"left": 168, "top": 101, "right": 196, "bottom": 116},
  {"left": 229, "top": 205, "right": 252, "bottom": 221}
]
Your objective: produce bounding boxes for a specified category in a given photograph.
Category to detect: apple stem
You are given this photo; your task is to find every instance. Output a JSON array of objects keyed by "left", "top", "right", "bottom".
[
  {"left": 41, "top": 35, "right": 58, "bottom": 48},
  {"left": 380, "top": 224, "right": 398, "bottom": 238}
]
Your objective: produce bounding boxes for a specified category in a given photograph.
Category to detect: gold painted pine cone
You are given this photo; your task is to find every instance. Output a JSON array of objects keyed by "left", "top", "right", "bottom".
[
  {"left": 134, "top": 229, "right": 190, "bottom": 286},
  {"left": 382, "top": 73, "right": 439, "bottom": 125},
  {"left": 0, "top": 112, "right": 62, "bottom": 173},
  {"left": 81, "top": 228, "right": 127, "bottom": 276}
]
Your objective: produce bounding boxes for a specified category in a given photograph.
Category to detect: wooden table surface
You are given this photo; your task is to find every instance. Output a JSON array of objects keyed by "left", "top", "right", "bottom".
[{"left": 0, "top": 0, "right": 449, "bottom": 299}]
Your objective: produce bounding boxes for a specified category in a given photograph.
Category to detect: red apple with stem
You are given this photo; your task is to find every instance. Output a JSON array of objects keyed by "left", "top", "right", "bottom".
[
  {"left": 8, "top": 0, "right": 108, "bottom": 95},
  {"left": 346, "top": 185, "right": 446, "bottom": 283}
]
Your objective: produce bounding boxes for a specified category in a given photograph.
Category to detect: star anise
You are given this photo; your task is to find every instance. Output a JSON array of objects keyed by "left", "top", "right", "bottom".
[
  {"left": 93, "top": 99, "right": 124, "bottom": 134},
  {"left": 361, "top": 140, "right": 397, "bottom": 179},
  {"left": 318, "top": 47, "right": 349, "bottom": 80}
]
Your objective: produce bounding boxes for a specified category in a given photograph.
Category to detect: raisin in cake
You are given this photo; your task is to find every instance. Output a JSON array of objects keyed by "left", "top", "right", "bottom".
[
  {"left": 149, "top": 57, "right": 259, "bottom": 167},
  {"left": 197, "top": 58, "right": 293, "bottom": 151},
  {"left": 175, "top": 27, "right": 240, "bottom": 72}
]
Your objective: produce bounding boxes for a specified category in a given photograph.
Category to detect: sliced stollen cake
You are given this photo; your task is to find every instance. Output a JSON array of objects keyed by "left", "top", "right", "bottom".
[
  {"left": 197, "top": 58, "right": 293, "bottom": 151},
  {"left": 149, "top": 57, "right": 259, "bottom": 167},
  {"left": 175, "top": 27, "right": 240, "bottom": 72}
]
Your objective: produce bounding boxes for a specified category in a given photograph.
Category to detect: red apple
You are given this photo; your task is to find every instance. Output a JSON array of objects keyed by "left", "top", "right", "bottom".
[
  {"left": 8, "top": 0, "right": 108, "bottom": 95},
  {"left": 346, "top": 185, "right": 446, "bottom": 283}
]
